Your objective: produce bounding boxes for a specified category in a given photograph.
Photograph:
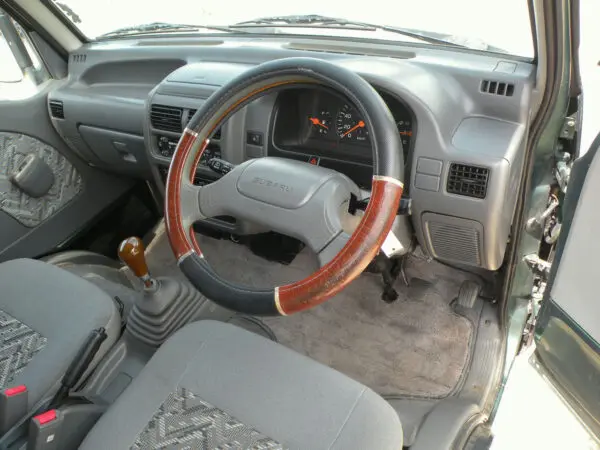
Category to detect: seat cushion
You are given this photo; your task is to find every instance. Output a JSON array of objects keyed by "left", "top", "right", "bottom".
[
  {"left": 0, "top": 259, "right": 120, "bottom": 409},
  {"left": 81, "top": 320, "right": 403, "bottom": 450}
]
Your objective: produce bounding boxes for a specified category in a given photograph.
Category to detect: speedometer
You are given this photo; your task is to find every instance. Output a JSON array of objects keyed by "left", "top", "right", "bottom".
[{"left": 336, "top": 104, "right": 368, "bottom": 141}]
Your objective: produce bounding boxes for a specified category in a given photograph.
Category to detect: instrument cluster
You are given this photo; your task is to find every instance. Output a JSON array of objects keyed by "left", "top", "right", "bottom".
[
  {"left": 308, "top": 101, "right": 412, "bottom": 148},
  {"left": 270, "top": 87, "right": 415, "bottom": 189}
]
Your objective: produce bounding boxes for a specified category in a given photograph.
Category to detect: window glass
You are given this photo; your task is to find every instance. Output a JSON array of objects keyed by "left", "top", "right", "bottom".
[
  {"left": 0, "top": 29, "right": 24, "bottom": 83},
  {"left": 51, "top": 0, "right": 534, "bottom": 57}
]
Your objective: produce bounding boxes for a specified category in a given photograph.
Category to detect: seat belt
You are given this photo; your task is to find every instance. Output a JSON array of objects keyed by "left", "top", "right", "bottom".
[
  {"left": 0, "top": 328, "right": 107, "bottom": 450},
  {"left": 0, "top": 385, "right": 28, "bottom": 435}
]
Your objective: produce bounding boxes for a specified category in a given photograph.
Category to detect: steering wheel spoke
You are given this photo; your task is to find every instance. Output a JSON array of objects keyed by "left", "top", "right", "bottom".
[
  {"left": 317, "top": 231, "right": 351, "bottom": 267},
  {"left": 179, "top": 179, "right": 205, "bottom": 224}
]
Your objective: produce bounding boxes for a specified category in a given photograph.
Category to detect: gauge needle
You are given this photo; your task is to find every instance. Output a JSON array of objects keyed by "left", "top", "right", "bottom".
[
  {"left": 309, "top": 117, "right": 328, "bottom": 129},
  {"left": 342, "top": 120, "right": 365, "bottom": 137}
]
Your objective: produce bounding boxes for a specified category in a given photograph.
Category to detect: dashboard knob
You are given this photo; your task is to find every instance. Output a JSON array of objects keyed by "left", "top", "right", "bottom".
[{"left": 157, "top": 136, "right": 173, "bottom": 157}]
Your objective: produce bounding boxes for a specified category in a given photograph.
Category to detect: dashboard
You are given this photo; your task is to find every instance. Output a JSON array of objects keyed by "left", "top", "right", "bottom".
[
  {"left": 270, "top": 88, "right": 414, "bottom": 189},
  {"left": 47, "top": 35, "right": 535, "bottom": 271}
]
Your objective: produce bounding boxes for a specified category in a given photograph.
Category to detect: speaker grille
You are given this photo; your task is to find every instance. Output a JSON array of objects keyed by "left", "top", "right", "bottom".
[{"left": 428, "top": 221, "right": 481, "bottom": 266}]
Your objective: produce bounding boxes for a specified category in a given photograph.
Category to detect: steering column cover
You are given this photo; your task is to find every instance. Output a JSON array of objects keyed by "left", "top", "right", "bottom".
[{"left": 166, "top": 57, "right": 404, "bottom": 315}]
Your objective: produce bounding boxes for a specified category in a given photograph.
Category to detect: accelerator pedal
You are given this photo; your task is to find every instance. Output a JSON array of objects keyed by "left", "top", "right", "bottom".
[{"left": 456, "top": 280, "right": 481, "bottom": 309}]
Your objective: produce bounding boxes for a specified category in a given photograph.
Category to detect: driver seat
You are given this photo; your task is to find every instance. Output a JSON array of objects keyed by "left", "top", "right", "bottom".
[{"left": 80, "top": 320, "right": 403, "bottom": 449}]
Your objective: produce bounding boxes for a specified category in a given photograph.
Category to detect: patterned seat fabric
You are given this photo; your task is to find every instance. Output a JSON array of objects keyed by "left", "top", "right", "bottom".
[
  {"left": 132, "top": 387, "right": 283, "bottom": 449},
  {"left": 0, "top": 258, "right": 119, "bottom": 435},
  {"left": 80, "top": 321, "right": 403, "bottom": 450},
  {"left": 0, "top": 309, "right": 47, "bottom": 389}
]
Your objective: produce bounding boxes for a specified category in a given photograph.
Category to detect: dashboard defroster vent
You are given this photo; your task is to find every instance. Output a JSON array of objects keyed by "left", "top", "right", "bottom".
[
  {"left": 447, "top": 163, "right": 489, "bottom": 199},
  {"left": 71, "top": 54, "right": 87, "bottom": 63},
  {"left": 150, "top": 104, "right": 182, "bottom": 133},
  {"left": 480, "top": 79, "right": 514, "bottom": 96},
  {"left": 49, "top": 100, "right": 64, "bottom": 119}
]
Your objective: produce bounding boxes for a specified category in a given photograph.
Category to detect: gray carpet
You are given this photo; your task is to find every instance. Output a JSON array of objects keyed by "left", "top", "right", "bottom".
[{"left": 145, "top": 224, "right": 476, "bottom": 399}]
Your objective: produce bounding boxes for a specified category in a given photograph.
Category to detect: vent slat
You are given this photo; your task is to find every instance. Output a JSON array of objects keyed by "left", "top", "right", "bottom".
[
  {"left": 150, "top": 104, "right": 182, "bottom": 133},
  {"left": 447, "top": 163, "right": 489, "bottom": 199},
  {"left": 185, "top": 109, "right": 221, "bottom": 140},
  {"left": 480, "top": 79, "right": 515, "bottom": 97},
  {"left": 49, "top": 100, "right": 64, "bottom": 119},
  {"left": 71, "top": 54, "right": 87, "bottom": 63}
]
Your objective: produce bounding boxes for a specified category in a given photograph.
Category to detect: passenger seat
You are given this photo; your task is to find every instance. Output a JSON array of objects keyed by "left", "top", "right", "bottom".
[{"left": 0, "top": 259, "right": 120, "bottom": 433}]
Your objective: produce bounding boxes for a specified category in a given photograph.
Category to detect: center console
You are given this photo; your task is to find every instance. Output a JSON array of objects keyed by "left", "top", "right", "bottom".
[
  {"left": 147, "top": 104, "right": 223, "bottom": 185},
  {"left": 144, "top": 95, "right": 240, "bottom": 230},
  {"left": 143, "top": 63, "right": 273, "bottom": 234}
]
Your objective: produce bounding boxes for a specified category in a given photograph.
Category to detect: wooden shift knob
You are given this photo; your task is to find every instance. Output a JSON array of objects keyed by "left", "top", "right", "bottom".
[{"left": 118, "top": 237, "right": 152, "bottom": 286}]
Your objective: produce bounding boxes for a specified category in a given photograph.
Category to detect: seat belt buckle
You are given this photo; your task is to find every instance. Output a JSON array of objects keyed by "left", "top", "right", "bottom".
[
  {"left": 0, "top": 384, "right": 28, "bottom": 434},
  {"left": 27, "top": 409, "right": 63, "bottom": 450}
]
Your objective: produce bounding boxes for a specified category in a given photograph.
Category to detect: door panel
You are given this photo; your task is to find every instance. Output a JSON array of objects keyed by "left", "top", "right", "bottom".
[
  {"left": 549, "top": 137, "right": 600, "bottom": 342},
  {"left": 0, "top": 132, "right": 82, "bottom": 227},
  {"left": 0, "top": 80, "right": 134, "bottom": 261},
  {"left": 535, "top": 131, "right": 600, "bottom": 438}
]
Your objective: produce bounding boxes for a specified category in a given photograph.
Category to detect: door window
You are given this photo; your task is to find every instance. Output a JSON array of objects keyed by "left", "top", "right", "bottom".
[
  {"left": 0, "top": 11, "right": 47, "bottom": 100},
  {"left": 0, "top": 29, "right": 23, "bottom": 83}
]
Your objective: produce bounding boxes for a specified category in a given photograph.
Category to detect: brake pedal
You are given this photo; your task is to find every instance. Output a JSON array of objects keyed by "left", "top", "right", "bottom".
[{"left": 456, "top": 280, "right": 481, "bottom": 309}]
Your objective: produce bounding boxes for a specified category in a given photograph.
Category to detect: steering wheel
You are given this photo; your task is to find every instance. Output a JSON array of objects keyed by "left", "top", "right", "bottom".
[{"left": 165, "top": 58, "right": 404, "bottom": 316}]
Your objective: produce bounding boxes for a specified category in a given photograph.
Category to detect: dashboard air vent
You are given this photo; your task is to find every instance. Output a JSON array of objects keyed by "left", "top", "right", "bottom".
[
  {"left": 447, "top": 163, "right": 489, "bottom": 199},
  {"left": 150, "top": 104, "right": 182, "bottom": 133},
  {"left": 480, "top": 79, "right": 514, "bottom": 96},
  {"left": 49, "top": 100, "right": 64, "bottom": 119},
  {"left": 187, "top": 109, "right": 221, "bottom": 139},
  {"left": 71, "top": 54, "right": 87, "bottom": 63}
]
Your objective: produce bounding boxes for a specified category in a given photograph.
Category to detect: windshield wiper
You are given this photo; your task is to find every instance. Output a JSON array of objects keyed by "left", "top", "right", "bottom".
[
  {"left": 97, "top": 22, "right": 244, "bottom": 39},
  {"left": 231, "top": 15, "right": 488, "bottom": 50}
]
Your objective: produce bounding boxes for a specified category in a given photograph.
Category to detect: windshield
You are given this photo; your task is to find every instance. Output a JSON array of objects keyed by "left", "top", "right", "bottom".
[{"left": 52, "top": 0, "right": 534, "bottom": 57}]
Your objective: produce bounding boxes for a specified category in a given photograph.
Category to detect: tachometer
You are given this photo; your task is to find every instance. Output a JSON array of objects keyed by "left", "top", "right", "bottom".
[{"left": 336, "top": 104, "right": 368, "bottom": 141}]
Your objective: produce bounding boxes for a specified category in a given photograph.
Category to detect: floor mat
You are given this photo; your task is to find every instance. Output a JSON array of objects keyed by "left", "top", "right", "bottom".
[
  {"left": 194, "top": 234, "right": 475, "bottom": 399},
  {"left": 142, "top": 223, "right": 476, "bottom": 398}
]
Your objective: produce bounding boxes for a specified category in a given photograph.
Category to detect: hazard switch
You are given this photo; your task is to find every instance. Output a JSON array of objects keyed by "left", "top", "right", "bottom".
[{"left": 308, "top": 156, "right": 320, "bottom": 166}]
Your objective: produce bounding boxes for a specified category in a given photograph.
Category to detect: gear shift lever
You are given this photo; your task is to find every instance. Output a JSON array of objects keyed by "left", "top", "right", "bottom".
[
  {"left": 118, "top": 234, "right": 205, "bottom": 347},
  {"left": 118, "top": 237, "right": 155, "bottom": 289}
]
